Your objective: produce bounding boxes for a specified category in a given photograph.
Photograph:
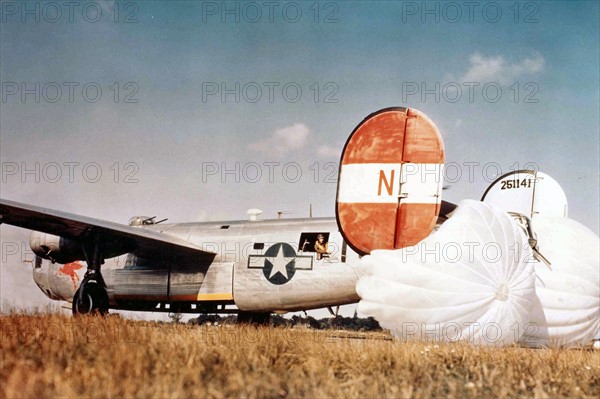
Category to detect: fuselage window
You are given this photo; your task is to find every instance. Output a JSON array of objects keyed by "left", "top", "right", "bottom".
[{"left": 298, "top": 232, "right": 331, "bottom": 260}]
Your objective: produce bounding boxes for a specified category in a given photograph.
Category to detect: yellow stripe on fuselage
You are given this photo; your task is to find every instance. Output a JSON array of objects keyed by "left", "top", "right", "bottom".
[
  {"left": 115, "top": 293, "right": 234, "bottom": 302},
  {"left": 170, "top": 293, "right": 234, "bottom": 302}
]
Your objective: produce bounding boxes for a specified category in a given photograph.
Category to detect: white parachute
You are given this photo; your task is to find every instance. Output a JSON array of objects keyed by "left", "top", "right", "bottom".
[
  {"left": 520, "top": 217, "right": 600, "bottom": 347},
  {"left": 356, "top": 200, "right": 537, "bottom": 346}
]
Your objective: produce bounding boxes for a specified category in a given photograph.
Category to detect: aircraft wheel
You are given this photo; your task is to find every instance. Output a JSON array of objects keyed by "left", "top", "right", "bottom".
[
  {"left": 72, "top": 283, "right": 109, "bottom": 316},
  {"left": 237, "top": 311, "right": 271, "bottom": 325}
]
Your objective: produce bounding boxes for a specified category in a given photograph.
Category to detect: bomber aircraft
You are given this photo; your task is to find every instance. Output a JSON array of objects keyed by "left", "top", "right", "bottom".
[{"left": 0, "top": 107, "right": 555, "bottom": 322}]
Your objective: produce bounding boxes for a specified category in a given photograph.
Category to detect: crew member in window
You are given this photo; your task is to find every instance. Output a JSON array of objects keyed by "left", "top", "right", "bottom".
[{"left": 314, "top": 234, "right": 330, "bottom": 260}]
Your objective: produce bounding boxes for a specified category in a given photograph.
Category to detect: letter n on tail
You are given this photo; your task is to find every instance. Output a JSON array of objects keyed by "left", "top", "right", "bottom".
[{"left": 378, "top": 169, "right": 395, "bottom": 196}]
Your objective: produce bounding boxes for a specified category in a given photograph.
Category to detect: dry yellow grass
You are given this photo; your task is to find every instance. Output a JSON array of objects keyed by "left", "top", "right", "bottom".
[{"left": 1, "top": 313, "right": 598, "bottom": 399}]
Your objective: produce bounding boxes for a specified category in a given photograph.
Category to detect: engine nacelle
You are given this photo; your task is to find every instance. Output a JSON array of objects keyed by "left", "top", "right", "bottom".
[{"left": 29, "top": 231, "right": 84, "bottom": 264}]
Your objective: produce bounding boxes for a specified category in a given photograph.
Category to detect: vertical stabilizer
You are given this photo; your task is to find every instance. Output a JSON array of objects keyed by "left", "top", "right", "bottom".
[{"left": 336, "top": 107, "right": 445, "bottom": 255}]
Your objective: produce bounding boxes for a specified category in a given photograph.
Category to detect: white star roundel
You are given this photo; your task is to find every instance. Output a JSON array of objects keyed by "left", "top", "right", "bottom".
[{"left": 262, "top": 243, "right": 297, "bottom": 285}]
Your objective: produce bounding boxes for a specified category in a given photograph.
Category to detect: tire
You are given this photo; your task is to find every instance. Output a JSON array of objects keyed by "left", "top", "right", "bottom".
[{"left": 72, "top": 283, "right": 109, "bottom": 316}]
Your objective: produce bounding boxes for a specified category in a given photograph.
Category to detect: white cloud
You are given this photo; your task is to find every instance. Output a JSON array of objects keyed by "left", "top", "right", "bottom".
[
  {"left": 249, "top": 123, "right": 311, "bottom": 157},
  {"left": 459, "top": 52, "right": 545, "bottom": 85},
  {"left": 316, "top": 144, "right": 342, "bottom": 159}
]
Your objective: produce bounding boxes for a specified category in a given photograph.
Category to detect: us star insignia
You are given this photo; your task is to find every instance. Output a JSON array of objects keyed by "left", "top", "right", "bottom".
[{"left": 248, "top": 242, "right": 313, "bottom": 285}]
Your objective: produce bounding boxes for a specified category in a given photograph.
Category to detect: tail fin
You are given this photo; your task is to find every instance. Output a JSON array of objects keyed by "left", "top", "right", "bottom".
[
  {"left": 481, "top": 170, "right": 568, "bottom": 219},
  {"left": 336, "top": 107, "right": 445, "bottom": 255}
]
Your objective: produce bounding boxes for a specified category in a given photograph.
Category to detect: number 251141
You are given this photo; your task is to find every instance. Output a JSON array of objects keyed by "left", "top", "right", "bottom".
[{"left": 500, "top": 178, "right": 536, "bottom": 190}]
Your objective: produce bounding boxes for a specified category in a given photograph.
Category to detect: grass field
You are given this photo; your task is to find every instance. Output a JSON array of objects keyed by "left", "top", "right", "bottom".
[{"left": 1, "top": 313, "right": 598, "bottom": 398}]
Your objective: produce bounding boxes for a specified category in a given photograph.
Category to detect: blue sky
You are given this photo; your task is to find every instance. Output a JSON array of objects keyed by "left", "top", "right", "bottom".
[{"left": 1, "top": 1, "right": 598, "bottom": 309}]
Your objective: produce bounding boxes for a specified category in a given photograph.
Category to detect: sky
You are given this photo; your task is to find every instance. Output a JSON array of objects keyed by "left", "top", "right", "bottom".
[{"left": 1, "top": 0, "right": 599, "bottom": 314}]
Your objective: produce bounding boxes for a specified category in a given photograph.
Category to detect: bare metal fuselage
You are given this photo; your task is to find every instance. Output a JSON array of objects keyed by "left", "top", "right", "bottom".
[{"left": 33, "top": 217, "right": 363, "bottom": 313}]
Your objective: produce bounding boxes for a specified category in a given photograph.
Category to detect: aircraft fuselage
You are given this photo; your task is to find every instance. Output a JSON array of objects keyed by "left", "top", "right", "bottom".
[{"left": 33, "top": 217, "right": 363, "bottom": 314}]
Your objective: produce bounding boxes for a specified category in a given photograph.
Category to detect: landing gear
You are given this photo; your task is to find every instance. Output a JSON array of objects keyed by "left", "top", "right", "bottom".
[
  {"left": 237, "top": 311, "right": 271, "bottom": 325},
  {"left": 72, "top": 232, "right": 109, "bottom": 316},
  {"left": 72, "top": 282, "right": 109, "bottom": 315}
]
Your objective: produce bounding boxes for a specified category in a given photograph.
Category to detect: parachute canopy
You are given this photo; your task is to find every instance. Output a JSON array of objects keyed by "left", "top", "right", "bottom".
[
  {"left": 356, "top": 200, "right": 537, "bottom": 346},
  {"left": 521, "top": 216, "right": 600, "bottom": 347}
]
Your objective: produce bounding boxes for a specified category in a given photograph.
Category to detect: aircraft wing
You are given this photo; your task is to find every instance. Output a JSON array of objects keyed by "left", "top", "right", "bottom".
[{"left": 0, "top": 199, "right": 215, "bottom": 260}]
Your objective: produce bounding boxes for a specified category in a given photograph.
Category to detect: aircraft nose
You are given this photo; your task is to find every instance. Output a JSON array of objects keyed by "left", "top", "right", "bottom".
[
  {"left": 32, "top": 257, "right": 83, "bottom": 302},
  {"left": 32, "top": 257, "right": 55, "bottom": 299}
]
